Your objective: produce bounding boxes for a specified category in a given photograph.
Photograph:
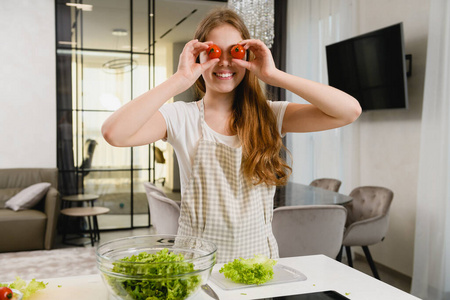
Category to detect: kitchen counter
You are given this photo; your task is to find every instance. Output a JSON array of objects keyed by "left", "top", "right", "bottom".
[{"left": 27, "top": 255, "right": 418, "bottom": 300}]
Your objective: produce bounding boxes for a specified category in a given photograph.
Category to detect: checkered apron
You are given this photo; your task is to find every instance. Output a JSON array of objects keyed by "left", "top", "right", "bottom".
[{"left": 177, "top": 100, "right": 279, "bottom": 263}]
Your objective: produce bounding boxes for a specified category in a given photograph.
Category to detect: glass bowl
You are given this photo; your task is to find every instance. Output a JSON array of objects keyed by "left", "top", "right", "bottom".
[{"left": 96, "top": 235, "right": 217, "bottom": 300}]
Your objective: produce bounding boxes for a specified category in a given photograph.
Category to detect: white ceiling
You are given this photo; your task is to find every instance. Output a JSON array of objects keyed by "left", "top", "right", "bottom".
[
  {"left": 155, "top": 0, "right": 227, "bottom": 44},
  {"left": 73, "top": 0, "right": 226, "bottom": 51}
]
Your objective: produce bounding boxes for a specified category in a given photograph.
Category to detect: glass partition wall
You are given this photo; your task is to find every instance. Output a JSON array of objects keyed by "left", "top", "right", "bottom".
[{"left": 56, "top": 0, "right": 156, "bottom": 230}]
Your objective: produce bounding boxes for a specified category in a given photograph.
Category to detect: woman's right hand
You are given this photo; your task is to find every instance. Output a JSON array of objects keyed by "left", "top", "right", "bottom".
[{"left": 176, "top": 40, "right": 219, "bottom": 86}]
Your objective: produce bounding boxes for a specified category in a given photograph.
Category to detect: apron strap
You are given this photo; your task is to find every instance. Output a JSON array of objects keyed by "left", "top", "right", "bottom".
[{"left": 199, "top": 99, "right": 207, "bottom": 138}]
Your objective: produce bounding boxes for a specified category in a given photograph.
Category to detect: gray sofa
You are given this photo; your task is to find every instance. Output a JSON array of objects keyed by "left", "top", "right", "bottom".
[{"left": 0, "top": 168, "right": 60, "bottom": 252}]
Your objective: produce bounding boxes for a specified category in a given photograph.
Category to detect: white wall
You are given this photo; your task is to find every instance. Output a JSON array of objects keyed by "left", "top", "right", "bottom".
[
  {"left": 0, "top": 0, "right": 56, "bottom": 168},
  {"left": 286, "top": 0, "right": 429, "bottom": 277},
  {"left": 355, "top": 0, "right": 430, "bottom": 277}
]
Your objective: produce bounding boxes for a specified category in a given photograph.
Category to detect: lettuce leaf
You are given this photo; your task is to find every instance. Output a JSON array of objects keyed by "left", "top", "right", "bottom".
[
  {"left": 219, "top": 255, "right": 277, "bottom": 285},
  {"left": 0, "top": 277, "right": 47, "bottom": 299}
]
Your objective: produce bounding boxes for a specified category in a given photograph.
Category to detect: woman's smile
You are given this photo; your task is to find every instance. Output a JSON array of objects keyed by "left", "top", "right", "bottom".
[{"left": 214, "top": 71, "right": 235, "bottom": 80}]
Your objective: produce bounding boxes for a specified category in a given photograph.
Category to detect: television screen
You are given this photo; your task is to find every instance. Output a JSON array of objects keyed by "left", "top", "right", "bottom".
[{"left": 326, "top": 23, "right": 408, "bottom": 111}]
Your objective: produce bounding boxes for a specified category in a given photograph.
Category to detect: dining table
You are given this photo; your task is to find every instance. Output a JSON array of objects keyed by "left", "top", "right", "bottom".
[
  {"left": 274, "top": 182, "right": 353, "bottom": 207},
  {"left": 25, "top": 255, "right": 419, "bottom": 300}
]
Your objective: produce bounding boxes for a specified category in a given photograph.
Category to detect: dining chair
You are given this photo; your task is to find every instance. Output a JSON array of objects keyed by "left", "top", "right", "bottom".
[
  {"left": 143, "top": 181, "right": 168, "bottom": 198},
  {"left": 272, "top": 205, "right": 347, "bottom": 258},
  {"left": 340, "top": 186, "right": 394, "bottom": 279},
  {"left": 143, "top": 183, "right": 180, "bottom": 234},
  {"left": 309, "top": 178, "right": 342, "bottom": 192}
]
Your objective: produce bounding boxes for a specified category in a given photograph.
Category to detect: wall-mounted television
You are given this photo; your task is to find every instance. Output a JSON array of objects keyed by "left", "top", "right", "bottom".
[{"left": 325, "top": 23, "right": 409, "bottom": 111}]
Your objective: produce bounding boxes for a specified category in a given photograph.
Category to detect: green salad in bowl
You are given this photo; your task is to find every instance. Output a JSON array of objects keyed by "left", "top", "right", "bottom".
[{"left": 96, "top": 235, "right": 216, "bottom": 300}]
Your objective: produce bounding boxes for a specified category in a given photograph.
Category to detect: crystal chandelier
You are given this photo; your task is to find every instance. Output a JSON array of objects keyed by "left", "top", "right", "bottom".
[{"left": 228, "top": 0, "right": 275, "bottom": 49}]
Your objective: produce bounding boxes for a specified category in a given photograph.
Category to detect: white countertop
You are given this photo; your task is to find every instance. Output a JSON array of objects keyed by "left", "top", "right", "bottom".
[{"left": 27, "top": 255, "right": 419, "bottom": 300}]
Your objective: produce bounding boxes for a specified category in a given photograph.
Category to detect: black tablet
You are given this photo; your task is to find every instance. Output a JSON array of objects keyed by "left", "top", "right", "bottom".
[{"left": 253, "top": 290, "right": 351, "bottom": 300}]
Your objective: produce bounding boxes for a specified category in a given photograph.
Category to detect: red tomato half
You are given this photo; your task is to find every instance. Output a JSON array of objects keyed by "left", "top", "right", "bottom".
[
  {"left": 207, "top": 44, "right": 222, "bottom": 59},
  {"left": 230, "top": 44, "right": 245, "bottom": 59},
  {"left": 0, "top": 287, "right": 13, "bottom": 300}
]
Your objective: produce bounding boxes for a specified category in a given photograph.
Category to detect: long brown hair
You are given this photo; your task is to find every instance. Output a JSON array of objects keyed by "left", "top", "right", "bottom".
[{"left": 194, "top": 8, "right": 291, "bottom": 186}]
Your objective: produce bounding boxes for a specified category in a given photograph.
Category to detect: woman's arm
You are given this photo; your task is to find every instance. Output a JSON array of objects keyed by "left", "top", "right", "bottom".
[
  {"left": 233, "top": 39, "right": 362, "bottom": 133},
  {"left": 101, "top": 40, "right": 219, "bottom": 147},
  {"left": 272, "top": 72, "right": 362, "bottom": 133}
]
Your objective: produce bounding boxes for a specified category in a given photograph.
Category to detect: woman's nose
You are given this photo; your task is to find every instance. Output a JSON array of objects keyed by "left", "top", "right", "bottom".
[{"left": 218, "top": 51, "right": 232, "bottom": 66}]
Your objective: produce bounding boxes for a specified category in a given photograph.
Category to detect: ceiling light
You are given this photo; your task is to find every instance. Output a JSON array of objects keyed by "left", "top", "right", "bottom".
[
  {"left": 66, "top": 3, "right": 93, "bottom": 11},
  {"left": 58, "top": 41, "right": 77, "bottom": 46},
  {"left": 112, "top": 29, "right": 128, "bottom": 37},
  {"left": 103, "top": 29, "right": 136, "bottom": 74},
  {"left": 102, "top": 59, "right": 137, "bottom": 74}
]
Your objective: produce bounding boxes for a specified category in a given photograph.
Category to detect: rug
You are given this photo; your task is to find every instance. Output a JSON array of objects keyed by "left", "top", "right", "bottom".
[{"left": 0, "top": 247, "right": 98, "bottom": 282}]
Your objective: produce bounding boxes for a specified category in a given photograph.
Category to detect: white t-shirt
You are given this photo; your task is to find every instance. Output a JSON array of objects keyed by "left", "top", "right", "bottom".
[{"left": 159, "top": 100, "right": 289, "bottom": 195}]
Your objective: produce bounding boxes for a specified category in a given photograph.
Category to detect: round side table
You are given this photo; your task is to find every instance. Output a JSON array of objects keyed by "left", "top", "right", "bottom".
[
  {"left": 61, "top": 206, "right": 110, "bottom": 246},
  {"left": 62, "top": 194, "right": 99, "bottom": 208}
]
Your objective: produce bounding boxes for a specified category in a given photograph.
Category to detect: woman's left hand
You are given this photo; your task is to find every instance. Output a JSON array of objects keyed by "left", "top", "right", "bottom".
[{"left": 232, "top": 39, "right": 280, "bottom": 85}]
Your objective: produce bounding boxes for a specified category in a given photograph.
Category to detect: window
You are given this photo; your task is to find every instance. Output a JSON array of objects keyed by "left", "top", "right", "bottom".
[{"left": 55, "top": 0, "right": 156, "bottom": 229}]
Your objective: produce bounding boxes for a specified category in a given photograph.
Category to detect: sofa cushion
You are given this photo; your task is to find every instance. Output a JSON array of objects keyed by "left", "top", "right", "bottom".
[
  {"left": 5, "top": 183, "right": 51, "bottom": 211},
  {"left": 0, "top": 168, "right": 58, "bottom": 189},
  {"left": 0, "top": 208, "right": 47, "bottom": 221},
  {"left": 0, "top": 209, "right": 47, "bottom": 252}
]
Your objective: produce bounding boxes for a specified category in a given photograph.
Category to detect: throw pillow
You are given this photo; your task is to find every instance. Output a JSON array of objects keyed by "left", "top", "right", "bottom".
[{"left": 5, "top": 182, "right": 51, "bottom": 211}]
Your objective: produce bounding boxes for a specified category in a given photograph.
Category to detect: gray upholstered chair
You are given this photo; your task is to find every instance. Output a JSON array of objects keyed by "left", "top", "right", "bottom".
[
  {"left": 144, "top": 183, "right": 180, "bottom": 234},
  {"left": 143, "top": 181, "right": 168, "bottom": 198},
  {"left": 309, "top": 178, "right": 342, "bottom": 192},
  {"left": 272, "top": 205, "right": 347, "bottom": 258},
  {"left": 341, "top": 186, "right": 394, "bottom": 279}
]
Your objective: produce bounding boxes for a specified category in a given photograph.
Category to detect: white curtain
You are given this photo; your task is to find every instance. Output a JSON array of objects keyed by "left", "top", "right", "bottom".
[
  {"left": 285, "top": 0, "right": 359, "bottom": 194},
  {"left": 411, "top": 0, "right": 450, "bottom": 299}
]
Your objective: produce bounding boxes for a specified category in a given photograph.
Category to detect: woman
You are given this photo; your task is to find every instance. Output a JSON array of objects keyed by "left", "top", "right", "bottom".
[{"left": 102, "top": 8, "right": 361, "bottom": 263}]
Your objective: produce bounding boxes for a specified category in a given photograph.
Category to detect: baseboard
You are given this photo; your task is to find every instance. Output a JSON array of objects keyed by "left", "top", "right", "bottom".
[{"left": 354, "top": 252, "right": 412, "bottom": 282}]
